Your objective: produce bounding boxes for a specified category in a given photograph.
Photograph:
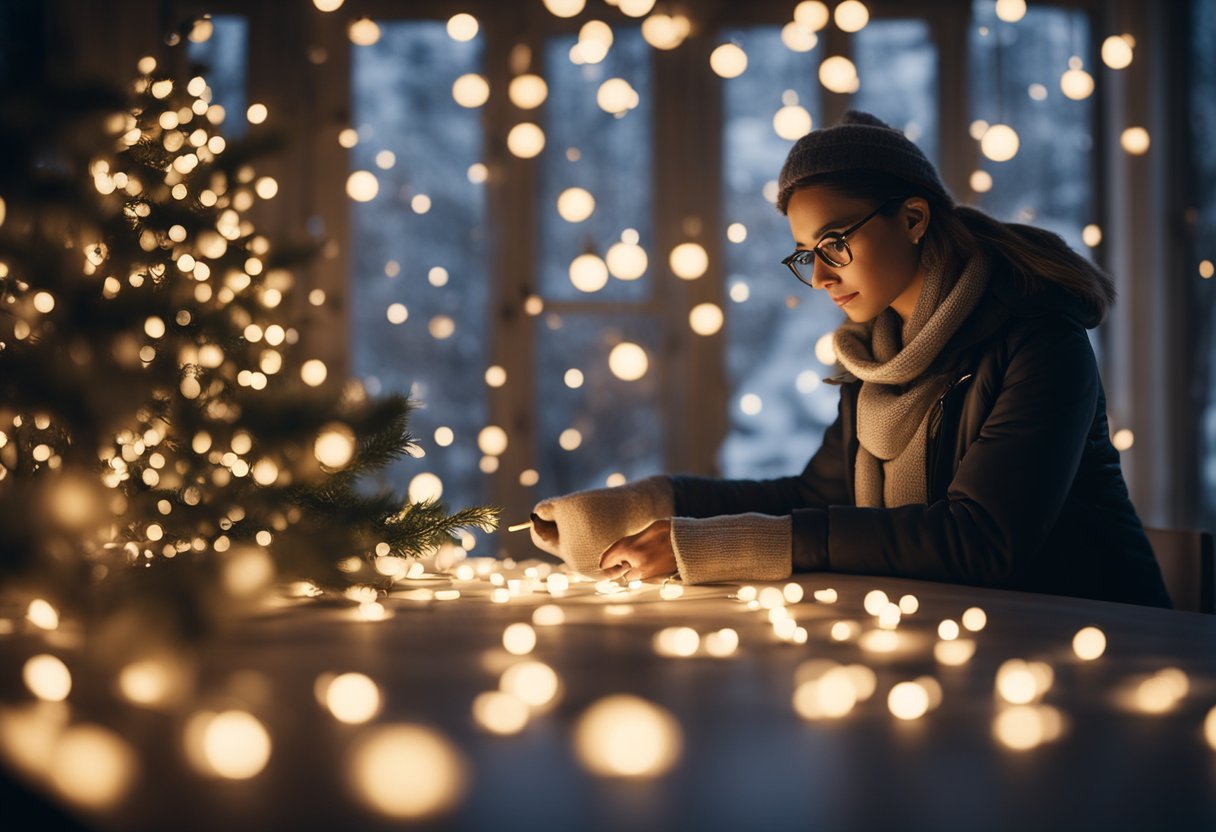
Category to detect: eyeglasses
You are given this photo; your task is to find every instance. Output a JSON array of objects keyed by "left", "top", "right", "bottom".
[{"left": 781, "top": 197, "right": 906, "bottom": 286}]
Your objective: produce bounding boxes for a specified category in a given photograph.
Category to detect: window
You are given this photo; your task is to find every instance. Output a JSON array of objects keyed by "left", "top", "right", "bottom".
[
  {"left": 534, "top": 26, "right": 663, "bottom": 494},
  {"left": 348, "top": 22, "right": 489, "bottom": 517},
  {"left": 967, "top": 1, "right": 1095, "bottom": 253},
  {"left": 1190, "top": 0, "right": 1216, "bottom": 528},
  {"left": 186, "top": 15, "right": 248, "bottom": 138},
  {"left": 719, "top": 26, "right": 830, "bottom": 478}
]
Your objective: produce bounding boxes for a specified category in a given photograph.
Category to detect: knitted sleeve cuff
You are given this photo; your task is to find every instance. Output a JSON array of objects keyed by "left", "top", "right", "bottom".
[
  {"left": 669, "top": 513, "right": 792, "bottom": 585},
  {"left": 530, "top": 475, "right": 675, "bottom": 574}
]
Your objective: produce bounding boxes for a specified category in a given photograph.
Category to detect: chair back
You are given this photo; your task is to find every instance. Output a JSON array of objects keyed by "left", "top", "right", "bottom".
[{"left": 1144, "top": 527, "right": 1215, "bottom": 614}]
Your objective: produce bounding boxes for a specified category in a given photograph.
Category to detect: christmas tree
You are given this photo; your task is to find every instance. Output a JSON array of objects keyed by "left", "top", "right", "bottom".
[{"left": 0, "top": 51, "right": 497, "bottom": 640}]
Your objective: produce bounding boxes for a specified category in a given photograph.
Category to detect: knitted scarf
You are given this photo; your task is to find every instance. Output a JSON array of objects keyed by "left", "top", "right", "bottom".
[{"left": 832, "top": 247, "right": 991, "bottom": 507}]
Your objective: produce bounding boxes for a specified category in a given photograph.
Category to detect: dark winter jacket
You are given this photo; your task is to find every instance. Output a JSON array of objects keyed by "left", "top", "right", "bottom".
[{"left": 672, "top": 243, "right": 1173, "bottom": 608}]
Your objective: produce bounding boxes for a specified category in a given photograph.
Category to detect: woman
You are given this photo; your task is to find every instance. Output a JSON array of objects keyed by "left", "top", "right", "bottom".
[{"left": 530, "top": 110, "right": 1172, "bottom": 608}]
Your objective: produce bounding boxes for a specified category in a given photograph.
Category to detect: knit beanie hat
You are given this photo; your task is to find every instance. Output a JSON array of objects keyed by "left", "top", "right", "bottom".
[{"left": 776, "top": 110, "right": 953, "bottom": 214}]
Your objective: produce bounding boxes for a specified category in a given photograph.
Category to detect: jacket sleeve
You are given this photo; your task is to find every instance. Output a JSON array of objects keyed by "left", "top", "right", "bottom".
[
  {"left": 792, "top": 317, "right": 1099, "bottom": 586},
  {"left": 671, "top": 390, "right": 851, "bottom": 518}
]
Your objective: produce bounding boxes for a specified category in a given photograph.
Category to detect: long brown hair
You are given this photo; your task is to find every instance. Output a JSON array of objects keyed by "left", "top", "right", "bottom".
[{"left": 783, "top": 170, "right": 1115, "bottom": 325}]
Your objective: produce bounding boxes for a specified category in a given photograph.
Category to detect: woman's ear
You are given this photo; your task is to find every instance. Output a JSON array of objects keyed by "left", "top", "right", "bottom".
[{"left": 903, "top": 197, "right": 931, "bottom": 244}]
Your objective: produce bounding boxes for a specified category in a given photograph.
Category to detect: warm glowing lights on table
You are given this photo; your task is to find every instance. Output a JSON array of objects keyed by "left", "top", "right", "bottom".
[
  {"left": 993, "top": 704, "right": 1065, "bottom": 751},
  {"left": 324, "top": 673, "right": 382, "bottom": 724},
  {"left": 573, "top": 695, "right": 682, "bottom": 779},
  {"left": 26, "top": 598, "right": 60, "bottom": 630},
  {"left": 502, "top": 622, "right": 538, "bottom": 655},
  {"left": 47, "top": 724, "right": 138, "bottom": 809},
  {"left": 888, "top": 680, "right": 934, "bottom": 720},
  {"left": 23, "top": 655, "right": 72, "bottom": 702},
  {"left": 996, "top": 659, "right": 1053, "bottom": 705},
  {"left": 473, "top": 691, "right": 529, "bottom": 735},
  {"left": 1072, "top": 626, "right": 1107, "bottom": 660},
  {"left": 349, "top": 725, "right": 466, "bottom": 819}
]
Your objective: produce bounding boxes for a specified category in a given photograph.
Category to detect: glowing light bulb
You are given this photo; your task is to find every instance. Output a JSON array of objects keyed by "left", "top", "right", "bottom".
[
  {"left": 447, "top": 13, "right": 478, "bottom": 42},
  {"left": 669, "top": 242, "right": 708, "bottom": 279},
  {"left": 980, "top": 124, "right": 1020, "bottom": 162},
  {"left": 23, "top": 655, "right": 72, "bottom": 702},
  {"left": 507, "top": 123, "right": 545, "bottom": 158},
  {"left": 543, "top": 0, "right": 585, "bottom": 18},
  {"left": 688, "top": 303, "right": 724, "bottom": 336},
  {"left": 408, "top": 472, "right": 443, "bottom": 503},
  {"left": 1121, "top": 127, "right": 1150, "bottom": 155},
  {"left": 996, "top": 659, "right": 1039, "bottom": 705},
  {"left": 325, "top": 673, "right": 381, "bottom": 724},
  {"left": 781, "top": 22, "right": 819, "bottom": 52},
  {"left": 606, "top": 240, "right": 648, "bottom": 280},
  {"left": 200, "top": 711, "right": 271, "bottom": 779},
  {"left": 1060, "top": 67, "right": 1094, "bottom": 100},
  {"left": 710, "top": 43, "right": 748, "bottom": 78},
  {"left": 995, "top": 0, "right": 1027, "bottom": 22},
  {"left": 794, "top": 1, "right": 830, "bottom": 30},
  {"left": 1101, "top": 35, "right": 1134, "bottom": 70},
  {"left": 472, "top": 691, "right": 528, "bottom": 734},
  {"left": 834, "top": 1, "right": 870, "bottom": 32},
  {"left": 348, "top": 18, "right": 381, "bottom": 46},
  {"left": 1073, "top": 626, "right": 1106, "bottom": 661},
  {"left": 573, "top": 695, "right": 682, "bottom": 778},
  {"left": 500, "top": 661, "right": 561, "bottom": 709},
  {"left": 505, "top": 74, "right": 547, "bottom": 111},
  {"left": 556, "top": 187, "right": 595, "bottom": 222},
  {"left": 961, "top": 607, "right": 987, "bottom": 631},
  {"left": 478, "top": 425, "right": 508, "bottom": 456},
  {"left": 608, "top": 342, "right": 649, "bottom": 381},
  {"left": 619, "top": 0, "right": 656, "bottom": 16},
  {"left": 970, "top": 170, "right": 993, "bottom": 193},
  {"left": 1112, "top": 428, "right": 1135, "bottom": 451},
  {"left": 452, "top": 74, "right": 490, "bottom": 108},
  {"left": 349, "top": 725, "right": 466, "bottom": 818},
  {"left": 569, "top": 253, "right": 610, "bottom": 292},
  {"left": 934, "top": 639, "right": 976, "bottom": 666},
  {"left": 819, "top": 56, "right": 859, "bottom": 94},
  {"left": 503, "top": 623, "right": 536, "bottom": 655},
  {"left": 596, "top": 78, "right": 639, "bottom": 115},
  {"left": 774, "top": 105, "right": 812, "bottom": 140},
  {"left": 47, "top": 724, "right": 137, "bottom": 809},
  {"left": 315, "top": 423, "right": 356, "bottom": 468},
  {"left": 641, "top": 14, "right": 690, "bottom": 50},
  {"left": 346, "top": 170, "right": 380, "bottom": 201},
  {"left": 887, "top": 681, "right": 930, "bottom": 720}
]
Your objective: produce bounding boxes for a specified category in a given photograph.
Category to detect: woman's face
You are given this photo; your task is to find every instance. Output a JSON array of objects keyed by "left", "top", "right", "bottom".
[{"left": 785, "top": 187, "right": 929, "bottom": 323}]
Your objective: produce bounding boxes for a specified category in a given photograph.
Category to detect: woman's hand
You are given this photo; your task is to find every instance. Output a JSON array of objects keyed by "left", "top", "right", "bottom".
[{"left": 599, "top": 520, "right": 677, "bottom": 581}]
